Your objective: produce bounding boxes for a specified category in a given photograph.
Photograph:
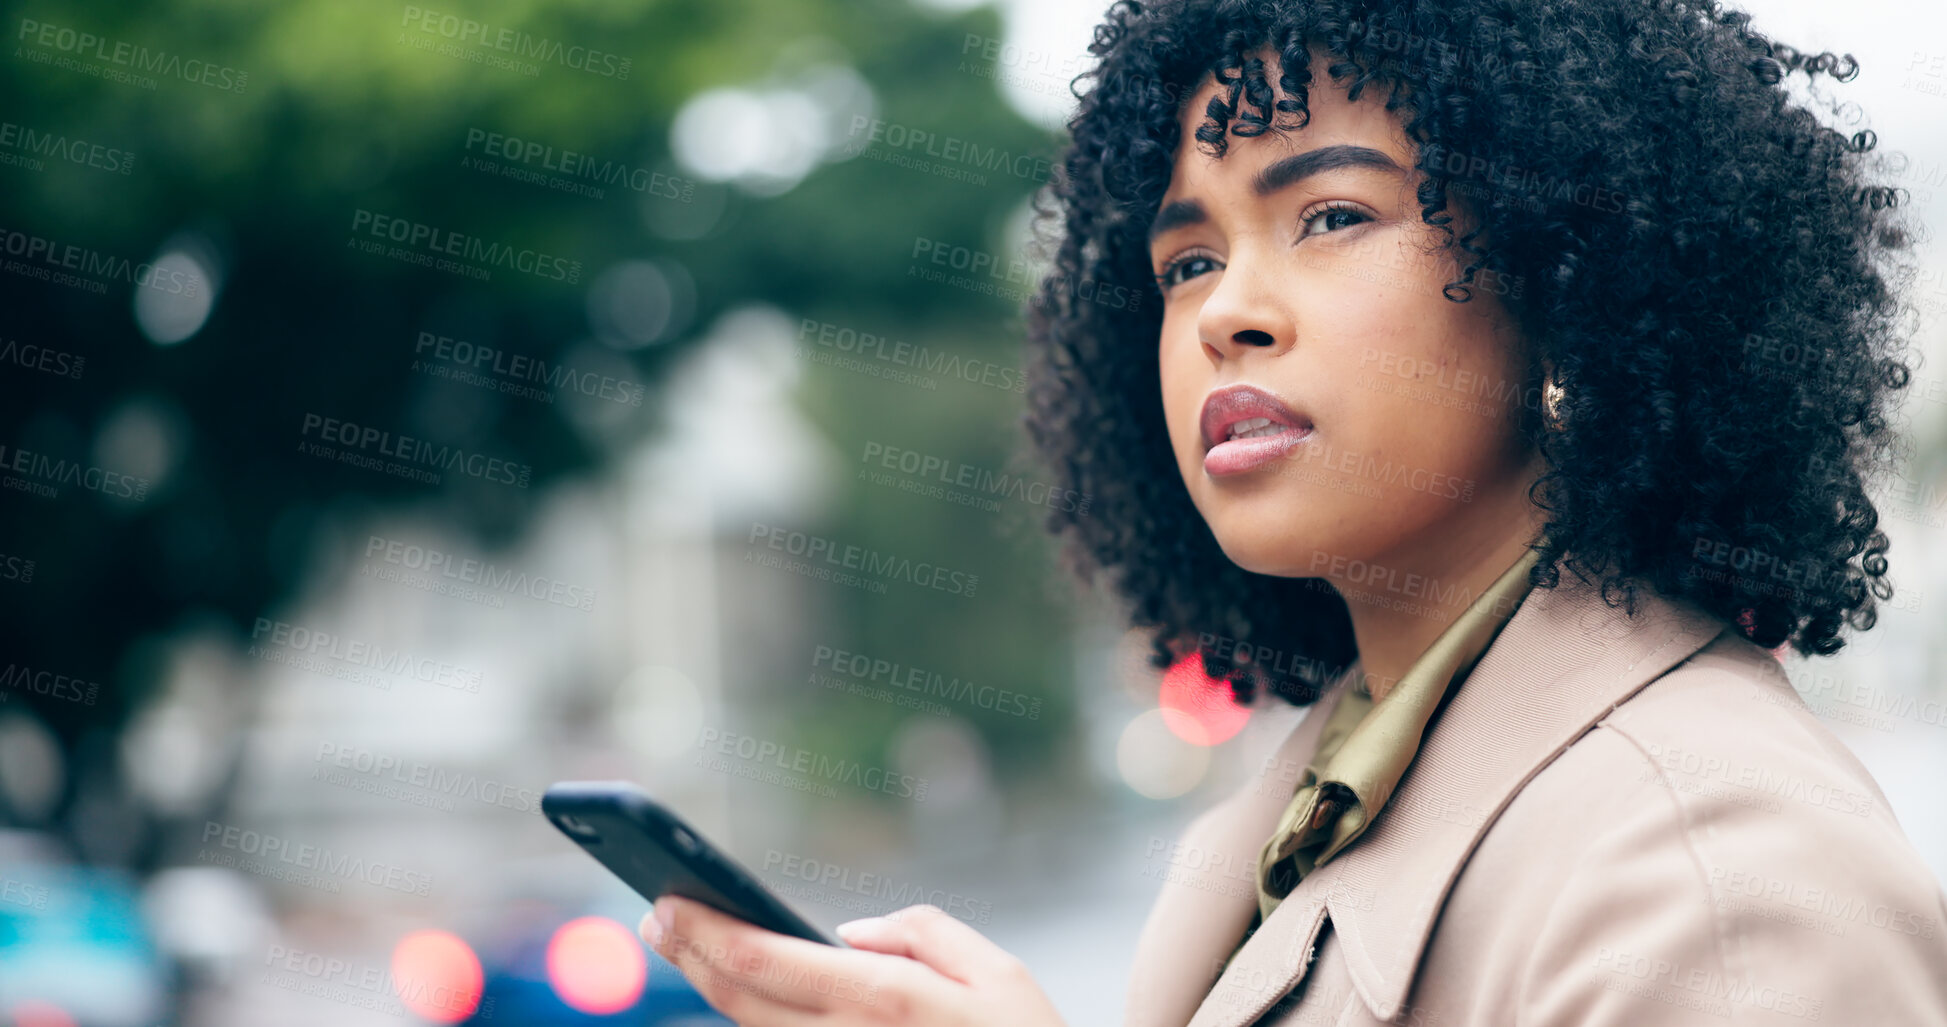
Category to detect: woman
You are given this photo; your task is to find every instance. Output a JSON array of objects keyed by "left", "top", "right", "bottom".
[{"left": 641, "top": 0, "right": 1947, "bottom": 1023}]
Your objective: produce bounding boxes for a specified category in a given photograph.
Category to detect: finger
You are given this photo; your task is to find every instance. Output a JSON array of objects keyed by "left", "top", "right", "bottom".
[
  {"left": 834, "top": 904, "right": 1017, "bottom": 985},
  {"left": 648, "top": 897, "right": 817, "bottom": 1014},
  {"left": 648, "top": 895, "right": 886, "bottom": 1017},
  {"left": 647, "top": 897, "right": 819, "bottom": 1018},
  {"left": 832, "top": 916, "right": 909, "bottom": 954}
]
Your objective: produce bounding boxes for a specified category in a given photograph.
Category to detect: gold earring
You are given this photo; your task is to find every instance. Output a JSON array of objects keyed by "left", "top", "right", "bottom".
[{"left": 1541, "top": 375, "right": 1567, "bottom": 430}]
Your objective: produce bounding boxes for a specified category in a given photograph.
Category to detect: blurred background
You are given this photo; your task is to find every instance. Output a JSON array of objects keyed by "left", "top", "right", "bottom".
[{"left": 0, "top": 0, "right": 1942, "bottom": 1024}]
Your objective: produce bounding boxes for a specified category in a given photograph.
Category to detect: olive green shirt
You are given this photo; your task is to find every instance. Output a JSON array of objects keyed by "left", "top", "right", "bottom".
[{"left": 1244, "top": 545, "right": 1544, "bottom": 941}]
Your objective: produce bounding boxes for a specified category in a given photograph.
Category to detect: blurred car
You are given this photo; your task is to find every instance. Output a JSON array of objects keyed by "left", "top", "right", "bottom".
[{"left": 0, "top": 835, "right": 168, "bottom": 1027}]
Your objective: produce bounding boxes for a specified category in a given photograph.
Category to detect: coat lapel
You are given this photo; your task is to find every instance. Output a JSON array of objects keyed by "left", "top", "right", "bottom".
[
  {"left": 1133, "top": 677, "right": 1361, "bottom": 1027},
  {"left": 1188, "top": 575, "right": 1730, "bottom": 1027}
]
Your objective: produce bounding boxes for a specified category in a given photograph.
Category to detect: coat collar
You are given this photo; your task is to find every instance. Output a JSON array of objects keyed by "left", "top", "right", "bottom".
[{"left": 1187, "top": 573, "right": 1731, "bottom": 1027}]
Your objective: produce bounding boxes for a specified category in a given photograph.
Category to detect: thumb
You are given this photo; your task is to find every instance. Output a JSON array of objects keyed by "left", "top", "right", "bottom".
[
  {"left": 835, "top": 904, "right": 1012, "bottom": 985},
  {"left": 833, "top": 916, "right": 907, "bottom": 954}
]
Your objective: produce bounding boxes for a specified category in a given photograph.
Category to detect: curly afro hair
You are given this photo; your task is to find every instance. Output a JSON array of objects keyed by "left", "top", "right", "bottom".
[{"left": 1020, "top": 0, "right": 1919, "bottom": 706}]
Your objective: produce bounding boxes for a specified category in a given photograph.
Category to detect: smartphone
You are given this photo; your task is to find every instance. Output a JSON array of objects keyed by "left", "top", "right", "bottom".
[{"left": 542, "top": 780, "right": 839, "bottom": 946}]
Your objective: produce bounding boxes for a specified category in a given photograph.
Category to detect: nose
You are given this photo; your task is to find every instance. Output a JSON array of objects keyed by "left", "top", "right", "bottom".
[{"left": 1195, "top": 254, "right": 1294, "bottom": 362}]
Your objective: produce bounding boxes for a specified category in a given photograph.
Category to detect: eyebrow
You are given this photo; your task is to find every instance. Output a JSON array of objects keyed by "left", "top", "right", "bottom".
[{"left": 1146, "top": 144, "right": 1406, "bottom": 243}]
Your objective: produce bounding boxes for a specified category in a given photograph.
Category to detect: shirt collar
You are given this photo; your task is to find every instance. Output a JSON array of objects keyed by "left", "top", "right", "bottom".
[
  {"left": 1191, "top": 571, "right": 1731, "bottom": 1027},
  {"left": 1304, "top": 545, "right": 1545, "bottom": 868}
]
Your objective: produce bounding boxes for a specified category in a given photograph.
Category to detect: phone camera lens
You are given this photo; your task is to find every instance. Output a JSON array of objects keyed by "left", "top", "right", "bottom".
[
  {"left": 672, "top": 827, "right": 698, "bottom": 854},
  {"left": 557, "top": 814, "right": 600, "bottom": 841}
]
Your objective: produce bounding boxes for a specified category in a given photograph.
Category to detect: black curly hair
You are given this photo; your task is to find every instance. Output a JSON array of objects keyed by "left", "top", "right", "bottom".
[{"left": 1021, "top": 0, "right": 1918, "bottom": 705}]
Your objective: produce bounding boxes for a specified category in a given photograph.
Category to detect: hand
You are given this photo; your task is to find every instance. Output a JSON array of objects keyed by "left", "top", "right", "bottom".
[{"left": 641, "top": 895, "right": 1067, "bottom": 1026}]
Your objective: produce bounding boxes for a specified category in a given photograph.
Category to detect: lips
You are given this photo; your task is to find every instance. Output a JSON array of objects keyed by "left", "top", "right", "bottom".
[{"left": 1198, "top": 383, "right": 1314, "bottom": 476}]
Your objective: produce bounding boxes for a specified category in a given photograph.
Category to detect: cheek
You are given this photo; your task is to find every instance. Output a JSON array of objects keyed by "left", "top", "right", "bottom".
[
  {"left": 1157, "top": 326, "right": 1205, "bottom": 456},
  {"left": 1335, "top": 312, "right": 1526, "bottom": 477}
]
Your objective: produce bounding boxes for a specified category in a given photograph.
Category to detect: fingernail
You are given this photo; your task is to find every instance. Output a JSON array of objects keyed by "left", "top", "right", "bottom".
[
  {"left": 835, "top": 917, "right": 879, "bottom": 939},
  {"left": 642, "top": 905, "right": 666, "bottom": 948},
  {"left": 655, "top": 896, "right": 679, "bottom": 938}
]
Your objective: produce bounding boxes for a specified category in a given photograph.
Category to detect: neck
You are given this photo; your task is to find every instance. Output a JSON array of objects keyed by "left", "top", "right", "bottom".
[{"left": 1327, "top": 468, "right": 1547, "bottom": 705}]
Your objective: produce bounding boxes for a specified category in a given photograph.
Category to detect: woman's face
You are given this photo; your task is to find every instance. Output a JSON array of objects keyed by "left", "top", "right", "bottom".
[{"left": 1152, "top": 51, "right": 1540, "bottom": 579}]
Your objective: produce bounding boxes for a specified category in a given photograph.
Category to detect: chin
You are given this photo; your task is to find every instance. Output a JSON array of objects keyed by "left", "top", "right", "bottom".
[
  {"left": 1181, "top": 465, "right": 1323, "bottom": 576},
  {"left": 1203, "top": 512, "right": 1327, "bottom": 579}
]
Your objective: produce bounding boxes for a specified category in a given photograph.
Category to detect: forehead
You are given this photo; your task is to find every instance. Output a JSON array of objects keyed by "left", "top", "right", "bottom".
[{"left": 1165, "top": 48, "right": 1415, "bottom": 194}]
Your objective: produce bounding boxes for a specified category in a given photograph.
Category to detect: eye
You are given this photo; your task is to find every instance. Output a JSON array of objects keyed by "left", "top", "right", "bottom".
[
  {"left": 1153, "top": 251, "right": 1221, "bottom": 291},
  {"left": 1299, "top": 202, "right": 1374, "bottom": 238}
]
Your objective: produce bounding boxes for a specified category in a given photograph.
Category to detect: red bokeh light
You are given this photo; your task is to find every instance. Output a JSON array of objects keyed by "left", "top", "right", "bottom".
[
  {"left": 7, "top": 1001, "right": 75, "bottom": 1027},
  {"left": 1159, "top": 653, "right": 1252, "bottom": 746},
  {"left": 547, "top": 915, "right": 648, "bottom": 1015},
  {"left": 390, "top": 929, "right": 484, "bottom": 1023}
]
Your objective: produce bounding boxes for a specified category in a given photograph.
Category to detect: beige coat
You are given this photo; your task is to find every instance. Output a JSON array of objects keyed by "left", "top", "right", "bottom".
[{"left": 1127, "top": 574, "right": 1947, "bottom": 1026}]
